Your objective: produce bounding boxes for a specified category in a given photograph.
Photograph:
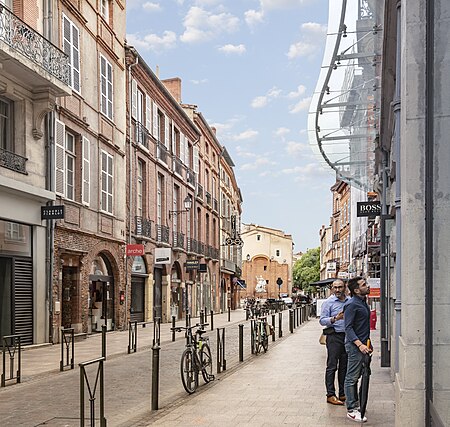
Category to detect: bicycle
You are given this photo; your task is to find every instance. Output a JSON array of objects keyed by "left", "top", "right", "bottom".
[
  {"left": 171, "top": 323, "right": 215, "bottom": 394},
  {"left": 252, "top": 317, "right": 270, "bottom": 354}
]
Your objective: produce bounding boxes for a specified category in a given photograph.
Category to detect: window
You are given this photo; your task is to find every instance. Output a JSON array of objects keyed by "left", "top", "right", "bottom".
[
  {"left": 0, "top": 97, "right": 13, "bottom": 152},
  {"left": 62, "top": 14, "right": 80, "bottom": 92},
  {"left": 100, "top": 55, "right": 113, "bottom": 120},
  {"left": 82, "top": 137, "right": 90, "bottom": 205},
  {"left": 276, "top": 249, "right": 280, "bottom": 257},
  {"left": 264, "top": 266, "right": 267, "bottom": 271},
  {"left": 100, "top": 0, "right": 109, "bottom": 21},
  {"left": 101, "top": 150, "right": 113, "bottom": 214},
  {"left": 173, "top": 185, "right": 179, "bottom": 231},
  {"left": 257, "top": 235, "right": 261, "bottom": 241},
  {"left": 137, "top": 160, "right": 144, "bottom": 217},
  {"left": 65, "top": 132, "right": 75, "bottom": 200},
  {"left": 157, "top": 173, "right": 163, "bottom": 224}
]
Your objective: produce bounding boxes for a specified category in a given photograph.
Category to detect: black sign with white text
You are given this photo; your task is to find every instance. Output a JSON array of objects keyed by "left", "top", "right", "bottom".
[
  {"left": 356, "top": 201, "right": 381, "bottom": 217},
  {"left": 41, "top": 205, "right": 65, "bottom": 220}
]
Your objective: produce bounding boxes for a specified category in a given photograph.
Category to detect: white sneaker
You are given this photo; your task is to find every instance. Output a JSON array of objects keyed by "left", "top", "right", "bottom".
[{"left": 347, "top": 409, "right": 367, "bottom": 423}]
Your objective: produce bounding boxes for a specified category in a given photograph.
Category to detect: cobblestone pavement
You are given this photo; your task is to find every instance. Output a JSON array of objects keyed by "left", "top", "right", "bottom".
[
  {"left": 0, "top": 307, "right": 302, "bottom": 426},
  {"left": 130, "top": 318, "right": 395, "bottom": 427}
]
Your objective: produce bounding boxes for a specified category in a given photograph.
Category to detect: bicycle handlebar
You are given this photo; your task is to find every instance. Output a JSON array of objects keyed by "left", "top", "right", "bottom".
[{"left": 170, "top": 323, "right": 209, "bottom": 332}]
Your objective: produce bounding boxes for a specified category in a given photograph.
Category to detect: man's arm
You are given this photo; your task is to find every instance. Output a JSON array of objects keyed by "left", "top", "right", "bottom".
[
  {"left": 319, "top": 299, "right": 336, "bottom": 327},
  {"left": 344, "top": 302, "right": 358, "bottom": 343}
]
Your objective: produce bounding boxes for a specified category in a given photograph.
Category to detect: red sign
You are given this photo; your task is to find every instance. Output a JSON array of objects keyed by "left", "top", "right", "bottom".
[
  {"left": 126, "top": 244, "right": 145, "bottom": 256},
  {"left": 369, "top": 287, "right": 380, "bottom": 298}
]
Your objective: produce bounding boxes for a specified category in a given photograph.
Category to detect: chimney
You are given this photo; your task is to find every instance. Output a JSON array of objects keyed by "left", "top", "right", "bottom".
[
  {"left": 162, "top": 77, "right": 182, "bottom": 103},
  {"left": 211, "top": 126, "right": 217, "bottom": 135}
]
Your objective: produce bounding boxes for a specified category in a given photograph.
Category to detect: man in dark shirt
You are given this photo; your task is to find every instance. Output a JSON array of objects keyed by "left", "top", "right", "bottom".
[{"left": 344, "top": 276, "right": 371, "bottom": 423}]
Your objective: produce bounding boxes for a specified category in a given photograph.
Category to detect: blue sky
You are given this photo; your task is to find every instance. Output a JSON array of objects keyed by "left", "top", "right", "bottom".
[{"left": 126, "top": 0, "right": 336, "bottom": 252}]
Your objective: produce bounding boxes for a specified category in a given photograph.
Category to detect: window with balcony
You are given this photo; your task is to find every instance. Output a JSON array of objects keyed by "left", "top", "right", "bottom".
[
  {"left": 65, "top": 132, "right": 75, "bottom": 201},
  {"left": 0, "top": 98, "right": 13, "bottom": 152},
  {"left": 62, "top": 14, "right": 80, "bottom": 93},
  {"left": 157, "top": 173, "right": 164, "bottom": 224},
  {"left": 100, "top": 55, "right": 113, "bottom": 120},
  {"left": 101, "top": 150, "right": 113, "bottom": 214},
  {"left": 100, "top": 0, "right": 110, "bottom": 21},
  {"left": 137, "top": 160, "right": 144, "bottom": 218}
]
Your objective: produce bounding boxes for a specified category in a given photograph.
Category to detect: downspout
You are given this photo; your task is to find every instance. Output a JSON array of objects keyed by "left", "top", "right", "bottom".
[
  {"left": 45, "top": 111, "right": 55, "bottom": 343},
  {"left": 393, "top": 0, "right": 402, "bottom": 374},
  {"left": 425, "top": 0, "right": 434, "bottom": 424},
  {"left": 124, "top": 49, "right": 138, "bottom": 330}
]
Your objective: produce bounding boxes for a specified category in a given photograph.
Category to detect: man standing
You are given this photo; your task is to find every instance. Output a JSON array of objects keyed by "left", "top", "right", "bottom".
[
  {"left": 344, "top": 276, "right": 371, "bottom": 423},
  {"left": 319, "top": 279, "right": 348, "bottom": 405}
]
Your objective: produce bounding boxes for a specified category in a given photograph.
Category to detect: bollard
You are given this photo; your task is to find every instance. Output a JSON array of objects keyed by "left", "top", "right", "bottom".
[
  {"left": 151, "top": 318, "right": 161, "bottom": 411},
  {"left": 101, "top": 325, "right": 107, "bottom": 360},
  {"left": 228, "top": 306, "right": 231, "bottom": 322},
  {"left": 239, "top": 324, "right": 244, "bottom": 362},
  {"left": 171, "top": 316, "right": 176, "bottom": 342},
  {"left": 278, "top": 312, "right": 283, "bottom": 338},
  {"left": 296, "top": 307, "right": 300, "bottom": 327},
  {"left": 200, "top": 310, "right": 204, "bottom": 325},
  {"left": 60, "top": 328, "right": 74, "bottom": 371},
  {"left": 289, "top": 309, "right": 294, "bottom": 333},
  {"left": 1, "top": 335, "right": 21, "bottom": 387},
  {"left": 250, "top": 320, "right": 255, "bottom": 354},
  {"left": 217, "top": 328, "right": 226, "bottom": 372},
  {"left": 272, "top": 314, "right": 276, "bottom": 342},
  {"left": 246, "top": 308, "right": 249, "bottom": 321},
  {"left": 210, "top": 310, "right": 214, "bottom": 331}
]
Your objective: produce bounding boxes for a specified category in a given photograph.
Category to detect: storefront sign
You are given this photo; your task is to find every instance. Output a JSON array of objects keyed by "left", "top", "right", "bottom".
[
  {"left": 126, "top": 244, "right": 145, "bottom": 256},
  {"left": 326, "top": 262, "right": 337, "bottom": 273},
  {"left": 185, "top": 260, "right": 199, "bottom": 270},
  {"left": 41, "top": 205, "right": 65, "bottom": 220},
  {"left": 368, "top": 277, "right": 381, "bottom": 298},
  {"left": 154, "top": 247, "right": 171, "bottom": 264},
  {"left": 357, "top": 201, "right": 381, "bottom": 217}
]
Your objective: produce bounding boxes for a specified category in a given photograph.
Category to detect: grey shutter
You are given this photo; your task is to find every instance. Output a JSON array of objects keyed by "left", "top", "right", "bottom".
[
  {"left": 55, "top": 119, "right": 65, "bottom": 195},
  {"left": 14, "top": 258, "right": 33, "bottom": 345}
]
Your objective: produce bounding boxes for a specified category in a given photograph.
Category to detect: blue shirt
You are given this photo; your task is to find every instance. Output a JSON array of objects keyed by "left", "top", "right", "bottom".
[
  {"left": 344, "top": 296, "right": 370, "bottom": 344},
  {"left": 319, "top": 294, "right": 348, "bottom": 333}
]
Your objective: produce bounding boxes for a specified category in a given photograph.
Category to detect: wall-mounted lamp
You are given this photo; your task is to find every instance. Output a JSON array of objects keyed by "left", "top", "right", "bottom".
[
  {"left": 246, "top": 254, "right": 251, "bottom": 262},
  {"left": 169, "top": 195, "right": 192, "bottom": 219}
]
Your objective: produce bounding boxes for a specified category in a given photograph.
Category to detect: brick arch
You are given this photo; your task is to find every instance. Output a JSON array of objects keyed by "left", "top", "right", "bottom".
[{"left": 83, "top": 241, "right": 124, "bottom": 284}]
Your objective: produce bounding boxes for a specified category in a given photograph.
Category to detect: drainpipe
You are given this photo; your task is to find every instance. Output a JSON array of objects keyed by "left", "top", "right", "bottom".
[
  {"left": 393, "top": 0, "right": 402, "bottom": 374},
  {"left": 124, "top": 48, "right": 138, "bottom": 330}
]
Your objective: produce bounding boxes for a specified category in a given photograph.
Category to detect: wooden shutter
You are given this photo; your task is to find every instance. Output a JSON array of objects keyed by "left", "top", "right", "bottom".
[
  {"left": 152, "top": 101, "right": 158, "bottom": 138},
  {"left": 180, "top": 133, "right": 185, "bottom": 164},
  {"left": 185, "top": 138, "right": 189, "bottom": 166},
  {"left": 55, "top": 119, "right": 65, "bottom": 195},
  {"left": 62, "top": 14, "right": 80, "bottom": 92},
  {"left": 171, "top": 123, "right": 176, "bottom": 153},
  {"left": 82, "top": 136, "right": 90, "bottom": 205},
  {"left": 193, "top": 145, "right": 199, "bottom": 174},
  {"left": 131, "top": 79, "right": 137, "bottom": 119},
  {"left": 146, "top": 94, "right": 151, "bottom": 131},
  {"left": 14, "top": 258, "right": 33, "bottom": 345},
  {"left": 164, "top": 114, "right": 169, "bottom": 148}
]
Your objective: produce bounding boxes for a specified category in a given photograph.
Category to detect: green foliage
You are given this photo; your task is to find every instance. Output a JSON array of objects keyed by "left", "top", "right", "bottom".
[{"left": 293, "top": 247, "right": 320, "bottom": 293}]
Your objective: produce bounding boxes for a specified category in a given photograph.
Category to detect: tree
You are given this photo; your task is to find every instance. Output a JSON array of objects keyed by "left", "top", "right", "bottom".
[{"left": 293, "top": 247, "right": 320, "bottom": 294}]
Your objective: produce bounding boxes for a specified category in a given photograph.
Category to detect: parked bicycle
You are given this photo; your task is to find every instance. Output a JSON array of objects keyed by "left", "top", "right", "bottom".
[
  {"left": 252, "top": 317, "right": 271, "bottom": 354},
  {"left": 171, "top": 323, "right": 215, "bottom": 394}
]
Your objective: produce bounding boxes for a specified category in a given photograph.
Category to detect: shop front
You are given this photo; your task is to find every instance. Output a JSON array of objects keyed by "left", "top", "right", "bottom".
[{"left": 130, "top": 256, "right": 147, "bottom": 323}]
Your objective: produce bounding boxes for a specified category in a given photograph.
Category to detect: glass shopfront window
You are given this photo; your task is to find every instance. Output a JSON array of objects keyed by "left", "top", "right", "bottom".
[{"left": 0, "top": 219, "right": 31, "bottom": 257}]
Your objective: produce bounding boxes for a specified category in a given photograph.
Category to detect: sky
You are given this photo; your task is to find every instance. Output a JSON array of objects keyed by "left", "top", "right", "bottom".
[{"left": 126, "top": 0, "right": 336, "bottom": 252}]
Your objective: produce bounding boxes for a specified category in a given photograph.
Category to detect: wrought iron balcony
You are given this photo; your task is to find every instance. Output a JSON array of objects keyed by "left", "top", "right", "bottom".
[
  {"left": 196, "top": 183, "right": 203, "bottom": 200},
  {"left": 172, "top": 156, "right": 183, "bottom": 176},
  {"left": 205, "top": 191, "right": 212, "bottom": 207},
  {"left": 156, "top": 142, "right": 169, "bottom": 164},
  {"left": 187, "top": 237, "right": 198, "bottom": 254},
  {"left": 213, "top": 198, "right": 218, "bottom": 212},
  {"left": 155, "top": 224, "right": 170, "bottom": 243},
  {"left": 0, "top": 5, "right": 70, "bottom": 89},
  {"left": 0, "top": 147, "right": 27, "bottom": 174},
  {"left": 134, "top": 122, "right": 150, "bottom": 149},
  {"left": 172, "top": 231, "right": 185, "bottom": 249},
  {"left": 135, "top": 216, "right": 152, "bottom": 238},
  {"left": 186, "top": 168, "right": 196, "bottom": 187}
]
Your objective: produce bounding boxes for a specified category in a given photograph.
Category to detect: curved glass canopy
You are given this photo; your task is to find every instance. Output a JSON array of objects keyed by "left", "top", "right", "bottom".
[{"left": 308, "top": 0, "right": 385, "bottom": 191}]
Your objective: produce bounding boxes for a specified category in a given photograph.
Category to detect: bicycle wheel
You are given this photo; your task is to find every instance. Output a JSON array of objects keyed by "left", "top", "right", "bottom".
[
  {"left": 200, "top": 343, "right": 214, "bottom": 383},
  {"left": 180, "top": 347, "right": 198, "bottom": 394},
  {"left": 252, "top": 323, "right": 260, "bottom": 354},
  {"left": 262, "top": 331, "right": 269, "bottom": 353}
]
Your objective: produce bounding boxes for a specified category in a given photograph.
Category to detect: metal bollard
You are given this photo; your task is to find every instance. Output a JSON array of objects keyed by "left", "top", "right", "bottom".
[
  {"left": 60, "top": 328, "right": 74, "bottom": 371},
  {"left": 101, "top": 325, "right": 107, "bottom": 360},
  {"left": 210, "top": 310, "right": 214, "bottom": 331},
  {"left": 272, "top": 314, "right": 276, "bottom": 342},
  {"left": 228, "top": 306, "right": 231, "bottom": 322},
  {"left": 239, "top": 324, "right": 244, "bottom": 362},
  {"left": 278, "top": 312, "right": 283, "bottom": 338},
  {"left": 250, "top": 320, "right": 255, "bottom": 354},
  {"left": 172, "top": 316, "right": 176, "bottom": 342},
  {"left": 151, "top": 318, "right": 161, "bottom": 411},
  {"left": 289, "top": 309, "right": 294, "bottom": 333},
  {"left": 200, "top": 310, "right": 204, "bottom": 325}
]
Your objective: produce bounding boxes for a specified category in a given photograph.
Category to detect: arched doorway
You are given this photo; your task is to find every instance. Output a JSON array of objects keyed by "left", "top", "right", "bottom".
[
  {"left": 89, "top": 253, "right": 115, "bottom": 332},
  {"left": 170, "top": 262, "right": 183, "bottom": 320},
  {"left": 131, "top": 256, "right": 147, "bottom": 323}
]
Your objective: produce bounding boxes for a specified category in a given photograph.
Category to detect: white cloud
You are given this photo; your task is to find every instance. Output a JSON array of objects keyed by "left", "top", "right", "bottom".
[
  {"left": 281, "top": 162, "right": 331, "bottom": 182},
  {"left": 251, "top": 86, "right": 281, "bottom": 109},
  {"left": 233, "top": 129, "right": 259, "bottom": 140},
  {"left": 260, "top": 0, "right": 310, "bottom": 10},
  {"left": 287, "top": 21, "right": 327, "bottom": 59},
  {"left": 190, "top": 78, "right": 209, "bottom": 85},
  {"left": 245, "top": 9, "right": 265, "bottom": 28},
  {"left": 240, "top": 156, "right": 275, "bottom": 171},
  {"left": 287, "top": 84, "right": 307, "bottom": 98},
  {"left": 142, "top": 2, "right": 161, "bottom": 12},
  {"left": 289, "top": 96, "right": 312, "bottom": 113},
  {"left": 126, "top": 31, "right": 177, "bottom": 52},
  {"left": 274, "top": 127, "right": 290, "bottom": 137},
  {"left": 236, "top": 146, "right": 258, "bottom": 158},
  {"left": 180, "top": 7, "right": 239, "bottom": 43},
  {"left": 218, "top": 44, "right": 246, "bottom": 55},
  {"left": 194, "top": 0, "right": 221, "bottom": 5},
  {"left": 285, "top": 141, "right": 311, "bottom": 156}
]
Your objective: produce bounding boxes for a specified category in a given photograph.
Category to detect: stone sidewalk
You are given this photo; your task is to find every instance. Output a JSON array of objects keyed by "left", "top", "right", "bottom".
[{"left": 130, "top": 319, "right": 395, "bottom": 427}]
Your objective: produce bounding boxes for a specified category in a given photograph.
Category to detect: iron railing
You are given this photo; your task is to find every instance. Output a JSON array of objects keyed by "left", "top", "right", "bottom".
[
  {"left": 0, "top": 147, "right": 27, "bottom": 174},
  {"left": 155, "top": 224, "right": 169, "bottom": 243},
  {"left": 0, "top": 5, "right": 70, "bottom": 85},
  {"left": 186, "top": 168, "right": 196, "bottom": 186},
  {"left": 172, "top": 156, "right": 183, "bottom": 176},
  {"left": 135, "top": 216, "right": 152, "bottom": 238},
  {"left": 134, "top": 122, "right": 150, "bottom": 149},
  {"left": 172, "top": 231, "right": 184, "bottom": 249},
  {"left": 205, "top": 191, "right": 212, "bottom": 207},
  {"left": 196, "top": 183, "right": 203, "bottom": 200},
  {"left": 60, "top": 328, "right": 74, "bottom": 371},
  {"left": 213, "top": 198, "right": 218, "bottom": 212},
  {"left": 156, "top": 142, "right": 169, "bottom": 164},
  {"left": 1, "top": 334, "right": 21, "bottom": 387},
  {"left": 187, "top": 237, "right": 198, "bottom": 254}
]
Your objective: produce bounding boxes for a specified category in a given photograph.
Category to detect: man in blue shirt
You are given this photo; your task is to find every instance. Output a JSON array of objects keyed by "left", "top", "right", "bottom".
[
  {"left": 319, "top": 279, "right": 348, "bottom": 405},
  {"left": 344, "top": 276, "right": 371, "bottom": 423}
]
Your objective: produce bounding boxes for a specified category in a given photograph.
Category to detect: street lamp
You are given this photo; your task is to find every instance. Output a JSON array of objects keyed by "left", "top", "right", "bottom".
[{"left": 169, "top": 195, "right": 192, "bottom": 218}]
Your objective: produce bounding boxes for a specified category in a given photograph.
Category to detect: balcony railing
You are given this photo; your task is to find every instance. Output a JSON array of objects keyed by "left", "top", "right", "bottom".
[
  {"left": 213, "top": 198, "right": 218, "bottom": 212},
  {"left": 196, "top": 183, "right": 203, "bottom": 200},
  {"left": 134, "top": 122, "right": 150, "bottom": 149},
  {"left": 135, "top": 216, "right": 152, "bottom": 238},
  {"left": 172, "top": 231, "right": 185, "bottom": 249},
  {"left": 333, "top": 233, "right": 340, "bottom": 242},
  {"left": 155, "top": 224, "right": 170, "bottom": 243},
  {"left": 172, "top": 156, "right": 183, "bottom": 176},
  {"left": 186, "top": 168, "right": 196, "bottom": 187},
  {"left": 187, "top": 237, "right": 198, "bottom": 254},
  {"left": 156, "top": 142, "right": 169, "bottom": 164},
  {"left": 0, "top": 147, "right": 27, "bottom": 174},
  {"left": 0, "top": 5, "right": 70, "bottom": 85},
  {"left": 205, "top": 191, "right": 212, "bottom": 207}
]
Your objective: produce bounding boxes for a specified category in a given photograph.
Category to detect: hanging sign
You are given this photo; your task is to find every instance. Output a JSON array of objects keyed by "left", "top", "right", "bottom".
[
  {"left": 357, "top": 201, "right": 381, "bottom": 217},
  {"left": 41, "top": 205, "right": 65, "bottom": 220},
  {"left": 126, "top": 244, "right": 145, "bottom": 256}
]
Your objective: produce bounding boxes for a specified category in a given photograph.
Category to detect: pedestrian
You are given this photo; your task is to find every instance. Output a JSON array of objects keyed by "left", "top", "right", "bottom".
[
  {"left": 319, "top": 279, "right": 348, "bottom": 405},
  {"left": 344, "top": 276, "right": 371, "bottom": 423}
]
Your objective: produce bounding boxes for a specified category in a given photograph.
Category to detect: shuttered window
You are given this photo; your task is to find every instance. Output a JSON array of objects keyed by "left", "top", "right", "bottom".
[
  {"left": 100, "top": 55, "right": 113, "bottom": 120},
  {"left": 62, "top": 14, "right": 80, "bottom": 93},
  {"left": 180, "top": 133, "right": 185, "bottom": 164},
  {"left": 101, "top": 150, "right": 113, "bottom": 214},
  {"left": 14, "top": 258, "right": 33, "bottom": 346},
  {"left": 145, "top": 94, "right": 152, "bottom": 131},
  {"left": 193, "top": 146, "right": 199, "bottom": 174},
  {"left": 82, "top": 137, "right": 90, "bottom": 205},
  {"left": 131, "top": 79, "right": 137, "bottom": 120},
  {"left": 55, "top": 119, "right": 65, "bottom": 195},
  {"left": 164, "top": 114, "right": 169, "bottom": 148},
  {"left": 152, "top": 101, "right": 158, "bottom": 138}
]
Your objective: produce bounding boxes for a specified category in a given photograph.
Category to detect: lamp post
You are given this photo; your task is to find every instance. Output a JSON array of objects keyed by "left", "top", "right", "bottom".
[{"left": 169, "top": 195, "right": 192, "bottom": 218}]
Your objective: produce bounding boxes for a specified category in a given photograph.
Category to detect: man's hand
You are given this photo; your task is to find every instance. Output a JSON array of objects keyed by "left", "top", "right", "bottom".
[
  {"left": 335, "top": 311, "right": 344, "bottom": 321},
  {"left": 358, "top": 343, "right": 372, "bottom": 354}
]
